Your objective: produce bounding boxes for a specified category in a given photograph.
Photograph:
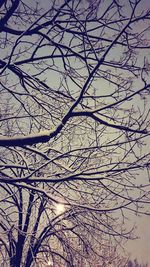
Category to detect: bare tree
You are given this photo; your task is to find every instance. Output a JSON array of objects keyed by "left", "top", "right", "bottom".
[
  {"left": 0, "top": 0, "right": 150, "bottom": 266},
  {"left": 0, "top": 184, "right": 128, "bottom": 267}
]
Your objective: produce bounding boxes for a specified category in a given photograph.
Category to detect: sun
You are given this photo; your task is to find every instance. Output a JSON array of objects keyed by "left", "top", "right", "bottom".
[
  {"left": 47, "top": 259, "right": 53, "bottom": 266},
  {"left": 55, "top": 203, "right": 65, "bottom": 215}
]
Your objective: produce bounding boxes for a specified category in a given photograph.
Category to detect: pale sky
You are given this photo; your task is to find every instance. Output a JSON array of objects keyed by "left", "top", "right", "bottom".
[
  {"left": 126, "top": 214, "right": 150, "bottom": 265},
  {"left": 126, "top": 0, "right": 150, "bottom": 263}
]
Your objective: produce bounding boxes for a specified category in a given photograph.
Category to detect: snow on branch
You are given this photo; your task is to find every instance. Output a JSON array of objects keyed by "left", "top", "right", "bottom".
[
  {"left": 0, "top": 111, "right": 148, "bottom": 147},
  {"left": 0, "top": 130, "right": 51, "bottom": 147}
]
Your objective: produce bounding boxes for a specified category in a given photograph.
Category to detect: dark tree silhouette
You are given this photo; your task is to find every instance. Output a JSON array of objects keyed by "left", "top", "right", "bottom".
[{"left": 0, "top": 0, "right": 149, "bottom": 266}]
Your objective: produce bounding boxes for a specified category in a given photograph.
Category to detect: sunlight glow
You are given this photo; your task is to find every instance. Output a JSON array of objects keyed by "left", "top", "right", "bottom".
[
  {"left": 55, "top": 203, "right": 65, "bottom": 215},
  {"left": 47, "top": 259, "right": 53, "bottom": 266}
]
